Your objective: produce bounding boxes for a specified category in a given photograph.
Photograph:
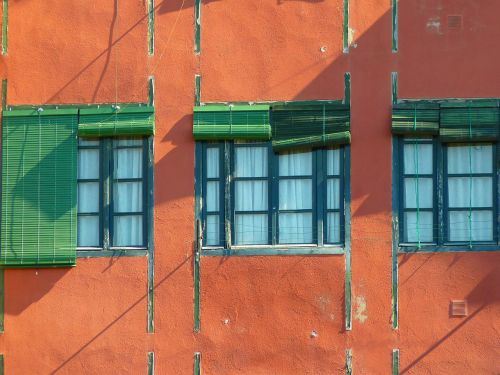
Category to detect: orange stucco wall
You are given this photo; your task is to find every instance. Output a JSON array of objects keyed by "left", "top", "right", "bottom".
[{"left": 0, "top": 0, "right": 498, "bottom": 374}]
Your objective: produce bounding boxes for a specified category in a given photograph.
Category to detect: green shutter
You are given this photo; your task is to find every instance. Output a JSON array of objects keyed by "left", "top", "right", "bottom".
[
  {"left": 440, "top": 101, "right": 499, "bottom": 142},
  {"left": 1, "top": 109, "right": 78, "bottom": 267},
  {"left": 392, "top": 103, "right": 440, "bottom": 135},
  {"left": 193, "top": 104, "right": 271, "bottom": 140},
  {"left": 78, "top": 106, "right": 155, "bottom": 137},
  {"left": 271, "top": 102, "right": 350, "bottom": 151}
]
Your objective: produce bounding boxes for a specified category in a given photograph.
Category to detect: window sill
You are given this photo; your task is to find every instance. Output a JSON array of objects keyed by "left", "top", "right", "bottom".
[
  {"left": 77, "top": 248, "right": 148, "bottom": 258},
  {"left": 201, "top": 245, "right": 345, "bottom": 257},
  {"left": 398, "top": 244, "right": 500, "bottom": 253}
]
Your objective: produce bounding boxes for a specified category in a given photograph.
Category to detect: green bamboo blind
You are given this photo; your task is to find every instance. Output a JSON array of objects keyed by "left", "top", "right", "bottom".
[
  {"left": 1, "top": 109, "right": 78, "bottom": 267},
  {"left": 78, "top": 106, "right": 155, "bottom": 137},
  {"left": 440, "top": 101, "right": 499, "bottom": 142},
  {"left": 193, "top": 104, "right": 271, "bottom": 140},
  {"left": 392, "top": 103, "right": 440, "bottom": 135},
  {"left": 271, "top": 102, "right": 350, "bottom": 151}
]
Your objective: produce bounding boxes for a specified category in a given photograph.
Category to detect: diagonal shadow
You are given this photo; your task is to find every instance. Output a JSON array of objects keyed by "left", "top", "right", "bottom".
[{"left": 50, "top": 255, "right": 192, "bottom": 374}]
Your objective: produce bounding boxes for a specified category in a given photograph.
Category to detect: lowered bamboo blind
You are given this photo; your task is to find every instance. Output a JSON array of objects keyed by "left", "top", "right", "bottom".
[
  {"left": 78, "top": 106, "right": 155, "bottom": 137},
  {"left": 193, "top": 104, "right": 271, "bottom": 140},
  {"left": 271, "top": 102, "right": 350, "bottom": 151},
  {"left": 1, "top": 109, "right": 78, "bottom": 267},
  {"left": 392, "top": 103, "right": 440, "bottom": 135},
  {"left": 440, "top": 101, "right": 499, "bottom": 142}
]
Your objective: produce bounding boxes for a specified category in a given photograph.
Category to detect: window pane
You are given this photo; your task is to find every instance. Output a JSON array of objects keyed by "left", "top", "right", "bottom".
[
  {"left": 78, "top": 182, "right": 99, "bottom": 213},
  {"left": 114, "top": 182, "right": 143, "bottom": 212},
  {"left": 114, "top": 138, "right": 143, "bottom": 146},
  {"left": 279, "top": 151, "right": 312, "bottom": 176},
  {"left": 448, "top": 177, "right": 492, "bottom": 208},
  {"left": 235, "top": 181, "right": 268, "bottom": 211},
  {"left": 206, "top": 214, "right": 220, "bottom": 246},
  {"left": 279, "top": 180, "right": 312, "bottom": 210},
  {"left": 404, "top": 178, "right": 433, "bottom": 209},
  {"left": 327, "top": 149, "right": 341, "bottom": 176},
  {"left": 79, "top": 138, "right": 99, "bottom": 146},
  {"left": 327, "top": 212, "right": 340, "bottom": 243},
  {"left": 234, "top": 214, "right": 268, "bottom": 245},
  {"left": 114, "top": 148, "right": 143, "bottom": 178},
  {"left": 448, "top": 144, "right": 493, "bottom": 174},
  {"left": 114, "top": 215, "right": 143, "bottom": 246},
  {"left": 327, "top": 179, "right": 340, "bottom": 209},
  {"left": 404, "top": 212, "right": 433, "bottom": 243},
  {"left": 206, "top": 181, "right": 220, "bottom": 212},
  {"left": 279, "top": 213, "right": 313, "bottom": 244},
  {"left": 234, "top": 147, "right": 267, "bottom": 177},
  {"left": 78, "top": 216, "right": 100, "bottom": 247},
  {"left": 78, "top": 149, "right": 100, "bottom": 179},
  {"left": 206, "top": 148, "right": 220, "bottom": 178},
  {"left": 404, "top": 143, "right": 433, "bottom": 175},
  {"left": 449, "top": 211, "right": 493, "bottom": 242}
]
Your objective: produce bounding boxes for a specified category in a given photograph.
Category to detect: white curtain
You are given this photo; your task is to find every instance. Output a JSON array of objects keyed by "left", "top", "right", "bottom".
[
  {"left": 77, "top": 146, "right": 100, "bottom": 247},
  {"left": 205, "top": 148, "right": 221, "bottom": 246},
  {"left": 113, "top": 145, "right": 143, "bottom": 246},
  {"left": 278, "top": 151, "right": 313, "bottom": 244},
  {"left": 403, "top": 142, "right": 434, "bottom": 243},
  {"left": 234, "top": 147, "right": 268, "bottom": 244},
  {"left": 447, "top": 145, "right": 493, "bottom": 241},
  {"left": 327, "top": 148, "right": 340, "bottom": 175}
]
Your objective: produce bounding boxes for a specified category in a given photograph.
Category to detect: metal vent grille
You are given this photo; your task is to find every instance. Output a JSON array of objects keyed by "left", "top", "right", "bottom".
[
  {"left": 450, "top": 300, "right": 468, "bottom": 317},
  {"left": 447, "top": 15, "right": 463, "bottom": 30}
]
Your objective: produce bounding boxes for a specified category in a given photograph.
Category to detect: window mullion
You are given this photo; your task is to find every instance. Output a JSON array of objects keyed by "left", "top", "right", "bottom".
[
  {"left": 225, "top": 141, "right": 232, "bottom": 248},
  {"left": 496, "top": 142, "right": 500, "bottom": 244},
  {"left": 437, "top": 140, "right": 445, "bottom": 245},
  {"left": 102, "top": 139, "right": 112, "bottom": 250}
]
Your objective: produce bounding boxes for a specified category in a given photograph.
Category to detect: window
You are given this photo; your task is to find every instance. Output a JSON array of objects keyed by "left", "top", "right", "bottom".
[
  {"left": 398, "top": 138, "right": 498, "bottom": 247},
  {"left": 77, "top": 137, "right": 150, "bottom": 249},
  {"left": 201, "top": 142, "right": 347, "bottom": 250}
]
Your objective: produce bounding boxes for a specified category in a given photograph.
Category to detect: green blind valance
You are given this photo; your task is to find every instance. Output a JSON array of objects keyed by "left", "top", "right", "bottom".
[
  {"left": 1, "top": 109, "right": 78, "bottom": 267},
  {"left": 271, "top": 102, "right": 350, "bottom": 151},
  {"left": 440, "top": 101, "right": 499, "bottom": 142},
  {"left": 193, "top": 104, "right": 271, "bottom": 140},
  {"left": 392, "top": 103, "right": 440, "bottom": 135},
  {"left": 78, "top": 106, "right": 155, "bottom": 137}
]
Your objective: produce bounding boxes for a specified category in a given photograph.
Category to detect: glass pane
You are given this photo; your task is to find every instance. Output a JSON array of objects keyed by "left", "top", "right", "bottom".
[
  {"left": 114, "top": 215, "right": 143, "bottom": 246},
  {"left": 448, "top": 144, "right": 493, "bottom": 174},
  {"left": 404, "top": 143, "right": 433, "bottom": 175},
  {"left": 79, "top": 138, "right": 99, "bottom": 146},
  {"left": 206, "top": 148, "right": 220, "bottom": 178},
  {"left": 78, "top": 216, "right": 100, "bottom": 247},
  {"left": 404, "top": 178, "right": 433, "bottom": 209},
  {"left": 327, "top": 149, "right": 341, "bottom": 175},
  {"left": 235, "top": 181, "right": 268, "bottom": 211},
  {"left": 78, "top": 149, "right": 100, "bottom": 179},
  {"left": 279, "top": 213, "right": 313, "bottom": 244},
  {"left": 327, "top": 212, "right": 340, "bottom": 243},
  {"left": 234, "top": 214, "right": 268, "bottom": 245},
  {"left": 448, "top": 177, "right": 492, "bottom": 208},
  {"left": 404, "top": 211, "right": 433, "bottom": 243},
  {"left": 206, "top": 181, "right": 220, "bottom": 212},
  {"left": 114, "top": 138, "right": 143, "bottom": 146},
  {"left": 114, "top": 148, "right": 143, "bottom": 178},
  {"left": 449, "top": 211, "right": 493, "bottom": 242},
  {"left": 279, "top": 151, "right": 312, "bottom": 176},
  {"left": 234, "top": 147, "right": 268, "bottom": 177},
  {"left": 279, "top": 179, "right": 312, "bottom": 210},
  {"left": 78, "top": 182, "right": 99, "bottom": 213},
  {"left": 114, "top": 182, "right": 143, "bottom": 212},
  {"left": 206, "top": 214, "right": 220, "bottom": 246},
  {"left": 327, "top": 178, "right": 340, "bottom": 209}
]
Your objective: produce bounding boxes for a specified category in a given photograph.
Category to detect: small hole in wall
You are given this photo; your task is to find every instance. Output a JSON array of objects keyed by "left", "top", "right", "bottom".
[
  {"left": 447, "top": 15, "right": 463, "bottom": 31},
  {"left": 450, "top": 300, "right": 468, "bottom": 317}
]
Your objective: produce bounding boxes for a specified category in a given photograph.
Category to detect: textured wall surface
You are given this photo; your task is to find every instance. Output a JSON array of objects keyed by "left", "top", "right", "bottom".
[{"left": 0, "top": 0, "right": 498, "bottom": 374}]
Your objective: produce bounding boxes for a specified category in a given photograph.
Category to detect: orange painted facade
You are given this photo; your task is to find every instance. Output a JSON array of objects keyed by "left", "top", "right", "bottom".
[{"left": 0, "top": 1, "right": 498, "bottom": 374}]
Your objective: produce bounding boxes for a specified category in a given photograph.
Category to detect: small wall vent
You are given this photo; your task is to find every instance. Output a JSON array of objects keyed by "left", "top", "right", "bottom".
[
  {"left": 450, "top": 300, "right": 468, "bottom": 317},
  {"left": 447, "top": 15, "right": 463, "bottom": 30}
]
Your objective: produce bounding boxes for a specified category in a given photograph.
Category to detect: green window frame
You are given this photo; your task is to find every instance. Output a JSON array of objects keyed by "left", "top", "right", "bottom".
[
  {"left": 199, "top": 141, "right": 350, "bottom": 255},
  {"left": 77, "top": 137, "right": 153, "bottom": 255},
  {"left": 395, "top": 136, "right": 499, "bottom": 252}
]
